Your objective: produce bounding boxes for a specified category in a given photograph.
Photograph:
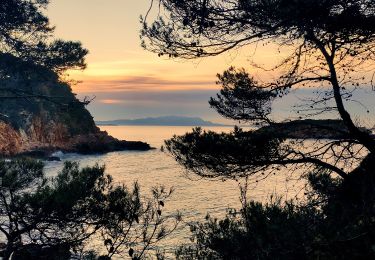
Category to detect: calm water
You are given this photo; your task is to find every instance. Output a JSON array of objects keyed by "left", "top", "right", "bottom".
[{"left": 44, "top": 126, "right": 302, "bottom": 255}]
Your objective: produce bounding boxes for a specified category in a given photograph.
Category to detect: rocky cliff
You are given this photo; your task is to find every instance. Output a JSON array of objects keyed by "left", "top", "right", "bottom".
[{"left": 0, "top": 62, "right": 151, "bottom": 157}]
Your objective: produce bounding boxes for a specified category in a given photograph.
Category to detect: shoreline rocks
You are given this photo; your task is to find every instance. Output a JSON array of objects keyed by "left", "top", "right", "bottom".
[
  {"left": 72, "top": 131, "right": 153, "bottom": 154},
  {"left": 0, "top": 60, "right": 153, "bottom": 159},
  {"left": 0, "top": 125, "right": 153, "bottom": 160}
]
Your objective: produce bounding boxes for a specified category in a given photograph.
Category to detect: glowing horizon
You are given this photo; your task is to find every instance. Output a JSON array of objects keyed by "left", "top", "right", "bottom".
[
  {"left": 48, "top": 1, "right": 375, "bottom": 123},
  {"left": 49, "top": 0, "right": 285, "bottom": 96}
]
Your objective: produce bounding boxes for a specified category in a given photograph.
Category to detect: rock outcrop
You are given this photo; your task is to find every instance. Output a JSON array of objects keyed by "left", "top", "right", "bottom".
[
  {"left": 0, "top": 64, "right": 151, "bottom": 157},
  {"left": 0, "top": 122, "right": 23, "bottom": 155}
]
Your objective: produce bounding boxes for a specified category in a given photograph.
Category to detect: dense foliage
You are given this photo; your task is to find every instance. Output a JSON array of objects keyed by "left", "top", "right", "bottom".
[
  {"left": 0, "top": 0, "right": 96, "bottom": 142},
  {"left": 0, "top": 159, "right": 179, "bottom": 259},
  {"left": 143, "top": 0, "right": 375, "bottom": 258},
  {"left": 0, "top": 0, "right": 89, "bottom": 105},
  {"left": 0, "top": 2, "right": 178, "bottom": 259},
  {"left": 0, "top": 0, "right": 87, "bottom": 74},
  {"left": 176, "top": 168, "right": 375, "bottom": 259}
]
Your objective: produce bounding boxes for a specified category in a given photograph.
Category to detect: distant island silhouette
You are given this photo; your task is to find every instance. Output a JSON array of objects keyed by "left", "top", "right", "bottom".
[{"left": 96, "top": 116, "right": 230, "bottom": 126}]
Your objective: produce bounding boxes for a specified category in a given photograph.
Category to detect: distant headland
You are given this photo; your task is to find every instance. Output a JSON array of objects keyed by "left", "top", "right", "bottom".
[{"left": 96, "top": 116, "right": 231, "bottom": 127}]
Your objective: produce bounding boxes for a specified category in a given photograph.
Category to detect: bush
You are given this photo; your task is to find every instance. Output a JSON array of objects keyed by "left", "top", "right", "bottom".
[
  {"left": 177, "top": 168, "right": 375, "bottom": 260},
  {"left": 0, "top": 159, "right": 180, "bottom": 259}
]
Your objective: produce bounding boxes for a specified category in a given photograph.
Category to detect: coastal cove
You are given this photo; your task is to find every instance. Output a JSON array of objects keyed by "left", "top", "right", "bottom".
[
  {"left": 44, "top": 125, "right": 303, "bottom": 251},
  {"left": 1, "top": 0, "right": 375, "bottom": 258}
]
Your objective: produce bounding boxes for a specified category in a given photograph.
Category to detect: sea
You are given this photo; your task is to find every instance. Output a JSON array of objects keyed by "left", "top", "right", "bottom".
[{"left": 44, "top": 126, "right": 304, "bottom": 256}]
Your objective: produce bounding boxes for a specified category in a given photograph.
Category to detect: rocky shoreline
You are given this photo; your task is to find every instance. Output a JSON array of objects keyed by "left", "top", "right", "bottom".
[
  {"left": 14, "top": 137, "right": 153, "bottom": 161},
  {"left": 0, "top": 64, "right": 156, "bottom": 160},
  {"left": 0, "top": 123, "right": 153, "bottom": 161}
]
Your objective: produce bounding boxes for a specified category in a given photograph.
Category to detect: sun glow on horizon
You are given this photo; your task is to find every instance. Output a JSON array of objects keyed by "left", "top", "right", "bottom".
[{"left": 48, "top": 0, "right": 328, "bottom": 122}]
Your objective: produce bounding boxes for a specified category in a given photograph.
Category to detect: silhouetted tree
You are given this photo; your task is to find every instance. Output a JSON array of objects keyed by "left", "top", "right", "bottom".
[
  {"left": 142, "top": 0, "right": 375, "bottom": 179},
  {"left": 0, "top": 159, "right": 180, "bottom": 260},
  {"left": 0, "top": 0, "right": 89, "bottom": 103},
  {"left": 0, "top": 0, "right": 87, "bottom": 73},
  {"left": 142, "top": 0, "right": 375, "bottom": 258}
]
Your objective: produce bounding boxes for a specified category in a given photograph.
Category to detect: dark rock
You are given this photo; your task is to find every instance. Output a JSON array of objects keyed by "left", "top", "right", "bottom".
[
  {"left": 72, "top": 132, "right": 152, "bottom": 154},
  {"left": 10, "top": 244, "right": 71, "bottom": 260},
  {"left": 46, "top": 156, "right": 61, "bottom": 162},
  {"left": 18, "top": 150, "right": 51, "bottom": 158}
]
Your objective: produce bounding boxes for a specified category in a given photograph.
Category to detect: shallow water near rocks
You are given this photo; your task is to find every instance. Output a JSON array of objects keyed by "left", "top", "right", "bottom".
[{"left": 44, "top": 126, "right": 303, "bottom": 257}]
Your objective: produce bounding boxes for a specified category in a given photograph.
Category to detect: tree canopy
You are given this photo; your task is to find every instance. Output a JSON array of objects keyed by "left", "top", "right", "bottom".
[
  {"left": 0, "top": 0, "right": 88, "bottom": 74},
  {"left": 142, "top": 0, "right": 375, "bottom": 181},
  {"left": 0, "top": 159, "right": 179, "bottom": 259},
  {"left": 0, "top": 0, "right": 90, "bottom": 112},
  {"left": 142, "top": 0, "right": 375, "bottom": 59},
  {"left": 142, "top": 1, "right": 375, "bottom": 258}
]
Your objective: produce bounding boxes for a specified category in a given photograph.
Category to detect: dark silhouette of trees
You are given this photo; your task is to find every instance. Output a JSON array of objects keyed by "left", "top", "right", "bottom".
[
  {"left": 142, "top": 0, "right": 375, "bottom": 258},
  {"left": 0, "top": 0, "right": 89, "bottom": 103},
  {"left": 0, "top": 159, "right": 179, "bottom": 259},
  {"left": 0, "top": 2, "right": 180, "bottom": 259},
  {"left": 141, "top": 0, "right": 375, "bottom": 180},
  {"left": 0, "top": 0, "right": 87, "bottom": 73}
]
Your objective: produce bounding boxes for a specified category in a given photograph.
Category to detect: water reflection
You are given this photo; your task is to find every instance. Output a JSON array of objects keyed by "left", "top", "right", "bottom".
[{"left": 45, "top": 126, "right": 302, "bottom": 255}]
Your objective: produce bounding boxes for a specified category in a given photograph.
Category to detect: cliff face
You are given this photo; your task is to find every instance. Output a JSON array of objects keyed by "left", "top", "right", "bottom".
[
  {"left": 0, "top": 122, "right": 22, "bottom": 155},
  {"left": 0, "top": 64, "right": 150, "bottom": 156}
]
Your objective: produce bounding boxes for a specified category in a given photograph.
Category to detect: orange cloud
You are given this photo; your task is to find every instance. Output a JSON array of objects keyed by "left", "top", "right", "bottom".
[
  {"left": 71, "top": 75, "right": 217, "bottom": 93},
  {"left": 99, "top": 99, "right": 124, "bottom": 104}
]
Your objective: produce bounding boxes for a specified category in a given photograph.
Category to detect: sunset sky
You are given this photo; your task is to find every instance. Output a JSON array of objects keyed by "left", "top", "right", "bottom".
[
  {"left": 47, "top": 0, "right": 281, "bottom": 122},
  {"left": 48, "top": 0, "right": 375, "bottom": 125}
]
